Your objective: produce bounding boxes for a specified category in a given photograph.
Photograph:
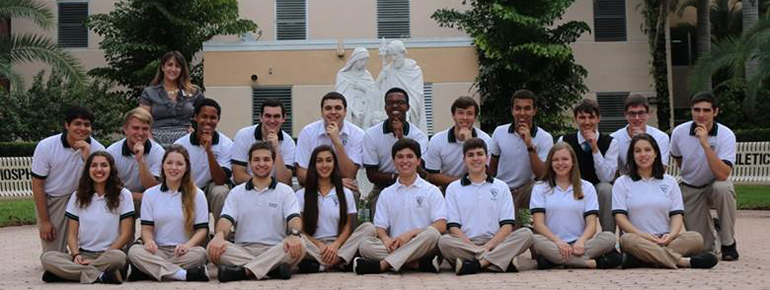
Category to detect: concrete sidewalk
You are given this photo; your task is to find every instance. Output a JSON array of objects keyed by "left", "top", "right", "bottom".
[{"left": 1, "top": 211, "right": 768, "bottom": 290}]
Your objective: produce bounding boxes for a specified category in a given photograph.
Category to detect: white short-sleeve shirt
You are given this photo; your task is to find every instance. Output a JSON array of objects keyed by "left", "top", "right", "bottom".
[
  {"left": 612, "top": 174, "right": 684, "bottom": 235},
  {"left": 529, "top": 180, "right": 599, "bottom": 243},
  {"left": 445, "top": 175, "right": 515, "bottom": 240},
  {"left": 31, "top": 133, "right": 106, "bottom": 197},
  {"left": 295, "top": 120, "right": 364, "bottom": 169},
  {"left": 106, "top": 139, "right": 164, "bottom": 192},
  {"left": 140, "top": 184, "right": 209, "bottom": 246},
  {"left": 221, "top": 178, "right": 300, "bottom": 245},
  {"left": 611, "top": 125, "right": 670, "bottom": 175},
  {"left": 669, "top": 121, "right": 736, "bottom": 187},
  {"left": 557, "top": 131, "right": 619, "bottom": 183},
  {"left": 174, "top": 131, "right": 233, "bottom": 188},
  {"left": 374, "top": 176, "right": 447, "bottom": 237},
  {"left": 489, "top": 124, "right": 553, "bottom": 188},
  {"left": 425, "top": 127, "right": 492, "bottom": 177},
  {"left": 231, "top": 124, "right": 296, "bottom": 175},
  {"left": 296, "top": 187, "right": 357, "bottom": 240},
  {"left": 363, "top": 120, "right": 428, "bottom": 174},
  {"left": 65, "top": 188, "right": 134, "bottom": 252}
]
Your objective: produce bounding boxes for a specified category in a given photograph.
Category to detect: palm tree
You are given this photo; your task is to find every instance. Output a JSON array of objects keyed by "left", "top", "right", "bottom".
[
  {"left": 0, "top": 0, "right": 85, "bottom": 90},
  {"left": 743, "top": 0, "right": 760, "bottom": 81}
]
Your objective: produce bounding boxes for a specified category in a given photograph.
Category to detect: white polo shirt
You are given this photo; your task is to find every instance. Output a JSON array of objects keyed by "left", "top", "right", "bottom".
[
  {"left": 140, "top": 184, "right": 209, "bottom": 246},
  {"left": 295, "top": 120, "right": 364, "bottom": 169},
  {"left": 445, "top": 175, "right": 515, "bottom": 240},
  {"left": 296, "top": 187, "right": 357, "bottom": 240},
  {"left": 174, "top": 131, "right": 233, "bottom": 188},
  {"left": 374, "top": 176, "right": 447, "bottom": 237},
  {"left": 31, "top": 133, "right": 106, "bottom": 197},
  {"left": 65, "top": 188, "right": 134, "bottom": 252},
  {"left": 231, "top": 124, "right": 296, "bottom": 176},
  {"left": 490, "top": 124, "right": 553, "bottom": 188},
  {"left": 529, "top": 180, "right": 599, "bottom": 243},
  {"left": 363, "top": 119, "right": 428, "bottom": 174},
  {"left": 221, "top": 178, "right": 300, "bottom": 245},
  {"left": 106, "top": 139, "right": 164, "bottom": 192},
  {"left": 669, "top": 121, "right": 736, "bottom": 187},
  {"left": 611, "top": 125, "right": 670, "bottom": 175},
  {"left": 557, "top": 131, "right": 619, "bottom": 183},
  {"left": 425, "top": 127, "right": 492, "bottom": 177},
  {"left": 612, "top": 174, "right": 683, "bottom": 235}
]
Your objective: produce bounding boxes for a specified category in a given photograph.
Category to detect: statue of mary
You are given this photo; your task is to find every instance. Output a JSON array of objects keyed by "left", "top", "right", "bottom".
[{"left": 335, "top": 47, "right": 385, "bottom": 129}]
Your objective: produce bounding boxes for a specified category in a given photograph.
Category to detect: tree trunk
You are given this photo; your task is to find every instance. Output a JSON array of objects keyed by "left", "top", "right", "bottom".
[
  {"left": 696, "top": 0, "right": 712, "bottom": 90},
  {"left": 743, "top": 0, "right": 759, "bottom": 80}
]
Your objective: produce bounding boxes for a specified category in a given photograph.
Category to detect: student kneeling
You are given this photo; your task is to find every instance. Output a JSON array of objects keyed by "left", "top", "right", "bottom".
[{"left": 354, "top": 138, "right": 446, "bottom": 274}]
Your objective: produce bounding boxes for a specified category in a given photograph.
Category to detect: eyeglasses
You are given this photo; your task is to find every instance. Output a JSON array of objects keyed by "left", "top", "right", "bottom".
[{"left": 625, "top": 111, "right": 648, "bottom": 118}]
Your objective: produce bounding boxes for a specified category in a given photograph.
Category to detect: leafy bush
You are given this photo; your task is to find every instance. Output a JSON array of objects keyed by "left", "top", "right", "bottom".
[{"left": 0, "top": 142, "right": 36, "bottom": 157}]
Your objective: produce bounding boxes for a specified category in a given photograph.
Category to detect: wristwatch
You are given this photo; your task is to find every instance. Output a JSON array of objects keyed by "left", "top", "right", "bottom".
[
  {"left": 527, "top": 145, "right": 536, "bottom": 153},
  {"left": 288, "top": 228, "right": 301, "bottom": 237}
]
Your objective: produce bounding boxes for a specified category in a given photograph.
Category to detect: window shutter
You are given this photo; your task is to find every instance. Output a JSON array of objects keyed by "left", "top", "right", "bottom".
[
  {"left": 596, "top": 92, "right": 630, "bottom": 133},
  {"left": 58, "top": 3, "right": 88, "bottom": 47},
  {"left": 423, "top": 83, "right": 433, "bottom": 135},
  {"left": 276, "top": 0, "right": 306, "bottom": 40},
  {"left": 253, "top": 86, "right": 293, "bottom": 134},
  {"left": 377, "top": 0, "right": 410, "bottom": 39},
  {"left": 593, "top": 0, "right": 626, "bottom": 42}
]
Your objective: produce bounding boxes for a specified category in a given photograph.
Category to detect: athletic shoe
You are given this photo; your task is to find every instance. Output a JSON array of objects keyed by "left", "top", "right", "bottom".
[
  {"left": 418, "top": 255, "right": 440, "bottom": 273},
  {"left": 185, "top": 265, "right": 209, "bottom": 282},
  {"left": 266, "top": 263, "right": 291, "bottom": 280},
  {"left": 621, "top": 253, "right": 651, "bottom": 269},
  {"left": 721, "top": 242, "right": 739, "bottom": 261},
  {"left": 217, "top": 265, "right": 246, "bottom": 282},
  {"left": 506, "top": 257, "right": 520, "bottom": 273},
  {"left": 41, "top": 271, "right": 66, "bottom": 283},
  {"left": 127, "top": 264, "right": 151, "bottom": 281},
  {"left": 97, "top": 268, "right": 123, "bottom": 284},
  {"left": 596, "top": 250, "right": 623, "bottom": 269},
  {"left": 298, "top": 259, "right": 321, "bottom": 274},
  {"left": 455, "top": 258, "right": 481, "bottom": 275},
  {"left": 353, "top": 257, "right": 380, "bottom": 274},
  {"left": 535, "top": 254, "right": 557, "bottom": 270},
  {"left": 690, "top": 252, "right": 719, "bottom": 269}
]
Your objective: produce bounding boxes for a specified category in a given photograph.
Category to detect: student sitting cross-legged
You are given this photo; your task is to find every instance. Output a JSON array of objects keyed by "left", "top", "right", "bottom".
[
  {"left": 41, "top": 151, "right": 134, "bottom": 284},
  {"left": 438, "top": 138, "right": 534, "bottom": 275},
  {"left": 127, "top": 145, "right": 210, "bottom": 282},
  {"left": 614, "top": 134, "right": 718, "bottom": 269},
  {"left": 354, "top": 138, "right": 447, "bottom": 274},
  {"left": 530, "top": 143, "right": 622, "bottom": 270},
  {"left": 296, "top": 145, "right": 377, "bottom": 273}
]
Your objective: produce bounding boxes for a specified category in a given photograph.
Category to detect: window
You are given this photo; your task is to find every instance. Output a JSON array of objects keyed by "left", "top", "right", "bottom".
[
  {"left": 276, "top": 0, "right": 306, "bottom": 40},
  {"left": 593, "top": 0, "right": 626, "bottom": 42},
  {"left": 377, "top": 0, "right": 410, "bottom": 39},
  {"left": 253, "top": 86, "right": 293, "bottom": 133},
  {"left": 596, "top": 92, "right": 629, "bottom": 133},
  {"left": 423, "top": 83, "right": 434, "bottom": 135},
  {"left": 58, "top": 2, "right": 88, "bottom": 47}
]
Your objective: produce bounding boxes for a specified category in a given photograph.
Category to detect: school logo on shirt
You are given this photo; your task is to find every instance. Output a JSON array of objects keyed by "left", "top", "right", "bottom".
[
  {"left": 490, "top": 188, "right": 499, "bottom": 201},
  {"left": 416, "top": 196, "right": 425, "bottom": 208},
  {"left": 332, "top": 195, "right": 340, "bottom": 207},
  {"left": 659, "top": 184, "right": 670, "bottom": 194},
  {"left": 269, "top": 203, "right": 278, "bottom": 208},
  {"left": 341, "top": 135, "right": 349, "bottom": 146},
  {"left": 709, "top": 143, "right": 717, "bottom": 151}
]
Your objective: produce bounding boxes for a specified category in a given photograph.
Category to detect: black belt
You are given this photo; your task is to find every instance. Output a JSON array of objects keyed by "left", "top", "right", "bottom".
[{"left": 682, "top": 182, "right": 709, "bottom": 189}]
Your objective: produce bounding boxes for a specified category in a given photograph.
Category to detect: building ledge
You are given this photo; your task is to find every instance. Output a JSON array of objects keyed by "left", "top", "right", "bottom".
[{"left": 203, "top": 37, "right": 474, "bottom": 52}]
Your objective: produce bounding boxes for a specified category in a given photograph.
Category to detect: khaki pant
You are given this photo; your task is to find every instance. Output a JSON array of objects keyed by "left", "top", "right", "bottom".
[
  {"left": 41, "top": 249, "right": 126, "bottom": 283},
  {"left": 203, "top": 182, "right": 230, "bottom": 222},
  {"left": 438, "top": 227, "right": 534, "bottom": 271},
  {"left": 511, "top": 181, "right": 535, "bottom": 213},
  {"left": 681, "top": 181, "right": 736, "bottom": 251},
  {"left": 358, "top": 226, "right": 441, "bottom": 271},
  {"left": 533, "top": 232, "right": 616, "bottom": 267},
  {"left": 305, "top": 222, "right": 376, "bottom": 265},
  {"left": 619, "top": 231, "right": 703, "bottom": 269},
  {"left": 127, "top": 244, "right": 207, "bottom": 281},
  {"left": 595, "top": 182, "right": 615, "bottom": 233},
  {"left": 215, "top": 239, "right": 306, "bottom": 280},
  {"left": 36, "top": 194, "right": 72, "bottom": 253}
]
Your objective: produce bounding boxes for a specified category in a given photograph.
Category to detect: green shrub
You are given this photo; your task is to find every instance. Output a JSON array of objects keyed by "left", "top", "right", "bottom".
[
  {"left": 0, "top": 142, "right": 37, "bottom": 157},
  {"left": 735, "top": 128, "right": 770, "bottom": 142}
]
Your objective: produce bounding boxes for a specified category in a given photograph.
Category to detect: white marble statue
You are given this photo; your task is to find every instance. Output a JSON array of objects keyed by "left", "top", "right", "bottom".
[
  {"left": 376, "top": 39, "right": 427, "bottom": 134},
  {"left": 335, "top": 47, "right": 384, "bottom": 129}
]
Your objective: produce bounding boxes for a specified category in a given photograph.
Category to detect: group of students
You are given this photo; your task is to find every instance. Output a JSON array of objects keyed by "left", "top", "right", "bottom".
[{"left": 30, "top": 52, "right": 738, "bottom": 284}]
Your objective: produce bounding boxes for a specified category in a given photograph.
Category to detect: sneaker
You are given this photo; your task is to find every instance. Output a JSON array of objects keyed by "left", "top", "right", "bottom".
[
  {"left": 97, "top": 268, "right": 123, "bottom": 284},
  {"left": 506, "top": 257, "right": 519, "bottom": 273},
  {"left": 721, "top": 242, "right": 739, "bottom": 261},
  {"left": 266, "top": 263, "right": 291, "bottom": 280},
  {"left": 455, "top": 258, "right": 481, "bottom": 276},
  {"left": 620, "top": 253, "right": 650, "bottom": 269},
  {"left": 418, "top": 255, "right": 440, "bottom": 273},
  {"left": 41, "top": 271, "right": 66, "bottom": 283},
  {"left": 596, "top": 250, "right": 623, "bottom": 269},
  {"left": 535, "top": 254, "right": 557, "bottom": 270},
  {"left": 353, "top": 257, "right": 380, "bottom": 275},
  {"left": 127, "top": 265, "right": 151, "bottom": 281},
  {"left": 217, "top": 265, "right": 246, "bottom": 283},
  {"left": 297, "top": 259, "right": 320, "bottom": 274},
  {"left": 690, "top": 252, "right": 719, "bottom": 269},
  {"left": 185, "top": 265, "right": 209, "bottom": 282}
]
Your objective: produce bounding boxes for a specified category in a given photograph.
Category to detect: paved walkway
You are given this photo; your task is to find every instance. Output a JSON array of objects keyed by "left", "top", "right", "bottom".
[{"left": 1, "top": 211, "right": 769, "bottom": 290}]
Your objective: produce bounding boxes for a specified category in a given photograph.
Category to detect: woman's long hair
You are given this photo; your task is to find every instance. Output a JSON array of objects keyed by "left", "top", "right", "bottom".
[
  {"left": 626, "top": 133, "right": 665, "bottom": 181},
  {"left": 160, "top": 145, "right": 198, "bottom": 234},
  {"left": 302, "top": 145, "right": 348, "bottom": 236},
  {"left": 541, "top": 142, "right": 584, "bottom": 200},
  {"left": 150, "top": 51, "right": 197, "bottom": 95},
  {"left": 76, "top": 151, "right": 124, "bottom": 212}
]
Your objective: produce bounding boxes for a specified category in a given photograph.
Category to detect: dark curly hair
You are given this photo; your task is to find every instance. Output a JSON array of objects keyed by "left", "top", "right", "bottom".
[{"left": 76, "top": 151, "right": 124, "bottom": 212}]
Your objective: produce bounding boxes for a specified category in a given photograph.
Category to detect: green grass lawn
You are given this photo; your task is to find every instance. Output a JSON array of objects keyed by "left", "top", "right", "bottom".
[{"left": 1, "top": 185, "right": 769, "bottom": 228}]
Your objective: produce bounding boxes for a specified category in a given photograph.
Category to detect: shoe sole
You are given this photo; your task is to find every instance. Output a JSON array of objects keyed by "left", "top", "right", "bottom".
[{"left": 454, "top": 258, "right": 462, "bottom": 275}]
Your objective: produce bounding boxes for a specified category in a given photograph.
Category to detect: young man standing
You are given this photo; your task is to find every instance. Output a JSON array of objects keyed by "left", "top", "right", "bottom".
[
  {"left": 558, "top": 99, "right": 619, "bottom": 232},
  {"left": 354, "top": 138, "right": 446, "bottom": 274},
  {"left": 207, "top": 142, "right": 306, "bottom": 281},
  {"left": 174, "top": 98, "right": 233, "bottom": 222},
  {"left": 440, "top": 138, "right": 534, "bottom": 275},
  {"left": 32, "top": 106, "right": 106, "bottom": 253},
  {"left": 610, "top": 94, "right": 669, "bottom": 174},
  {"left": 490, "top": 90, "right": 553, "bottom": 212},
  {"left": 670, "top": 92, "right": 738, "bottom": 260},
  {"left": 231, "top": 99, "right": 295, "bottom": 185},
  {"left": 425, "top": 96, "right": 492, "bottom": 188}
]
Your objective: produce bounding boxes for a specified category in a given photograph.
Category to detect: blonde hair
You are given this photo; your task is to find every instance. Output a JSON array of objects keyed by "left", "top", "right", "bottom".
[
  {"left": 123, "top": 107, "right": 153, "bottom": 126},
  {"left": 150, "top": 51, "right": 197, "bottom": 96},
  {"left": 541, "top": 142, "right": 584, "bottom": 200}
]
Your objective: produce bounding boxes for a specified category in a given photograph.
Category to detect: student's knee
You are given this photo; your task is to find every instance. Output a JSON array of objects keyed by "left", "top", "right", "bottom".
[
  {"left": 512, "top": 227, "right": 534, "bottom": 246},
  {"left": 421, "top": 226, "right": 441, "bottom": 243},
  {"left": 711, "top": 181, "right": 735, "bottom": 198},
  {"left": 356, "top": 222, "right": 376, "bottom": 236},
  {"left": 437, "top": 235, "right": 456, "bottom": 253}
]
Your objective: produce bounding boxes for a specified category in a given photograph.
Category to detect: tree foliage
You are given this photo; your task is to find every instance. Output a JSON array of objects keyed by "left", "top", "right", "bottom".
[
  {"left": 432, "top": 0, "right": 589, "bottom": 133},
  {"left": 640, "top": 0, "right": 674, "bottom": 132},
  {"left": 85, "top": 0, "right": 258, "bottom": 100}
]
